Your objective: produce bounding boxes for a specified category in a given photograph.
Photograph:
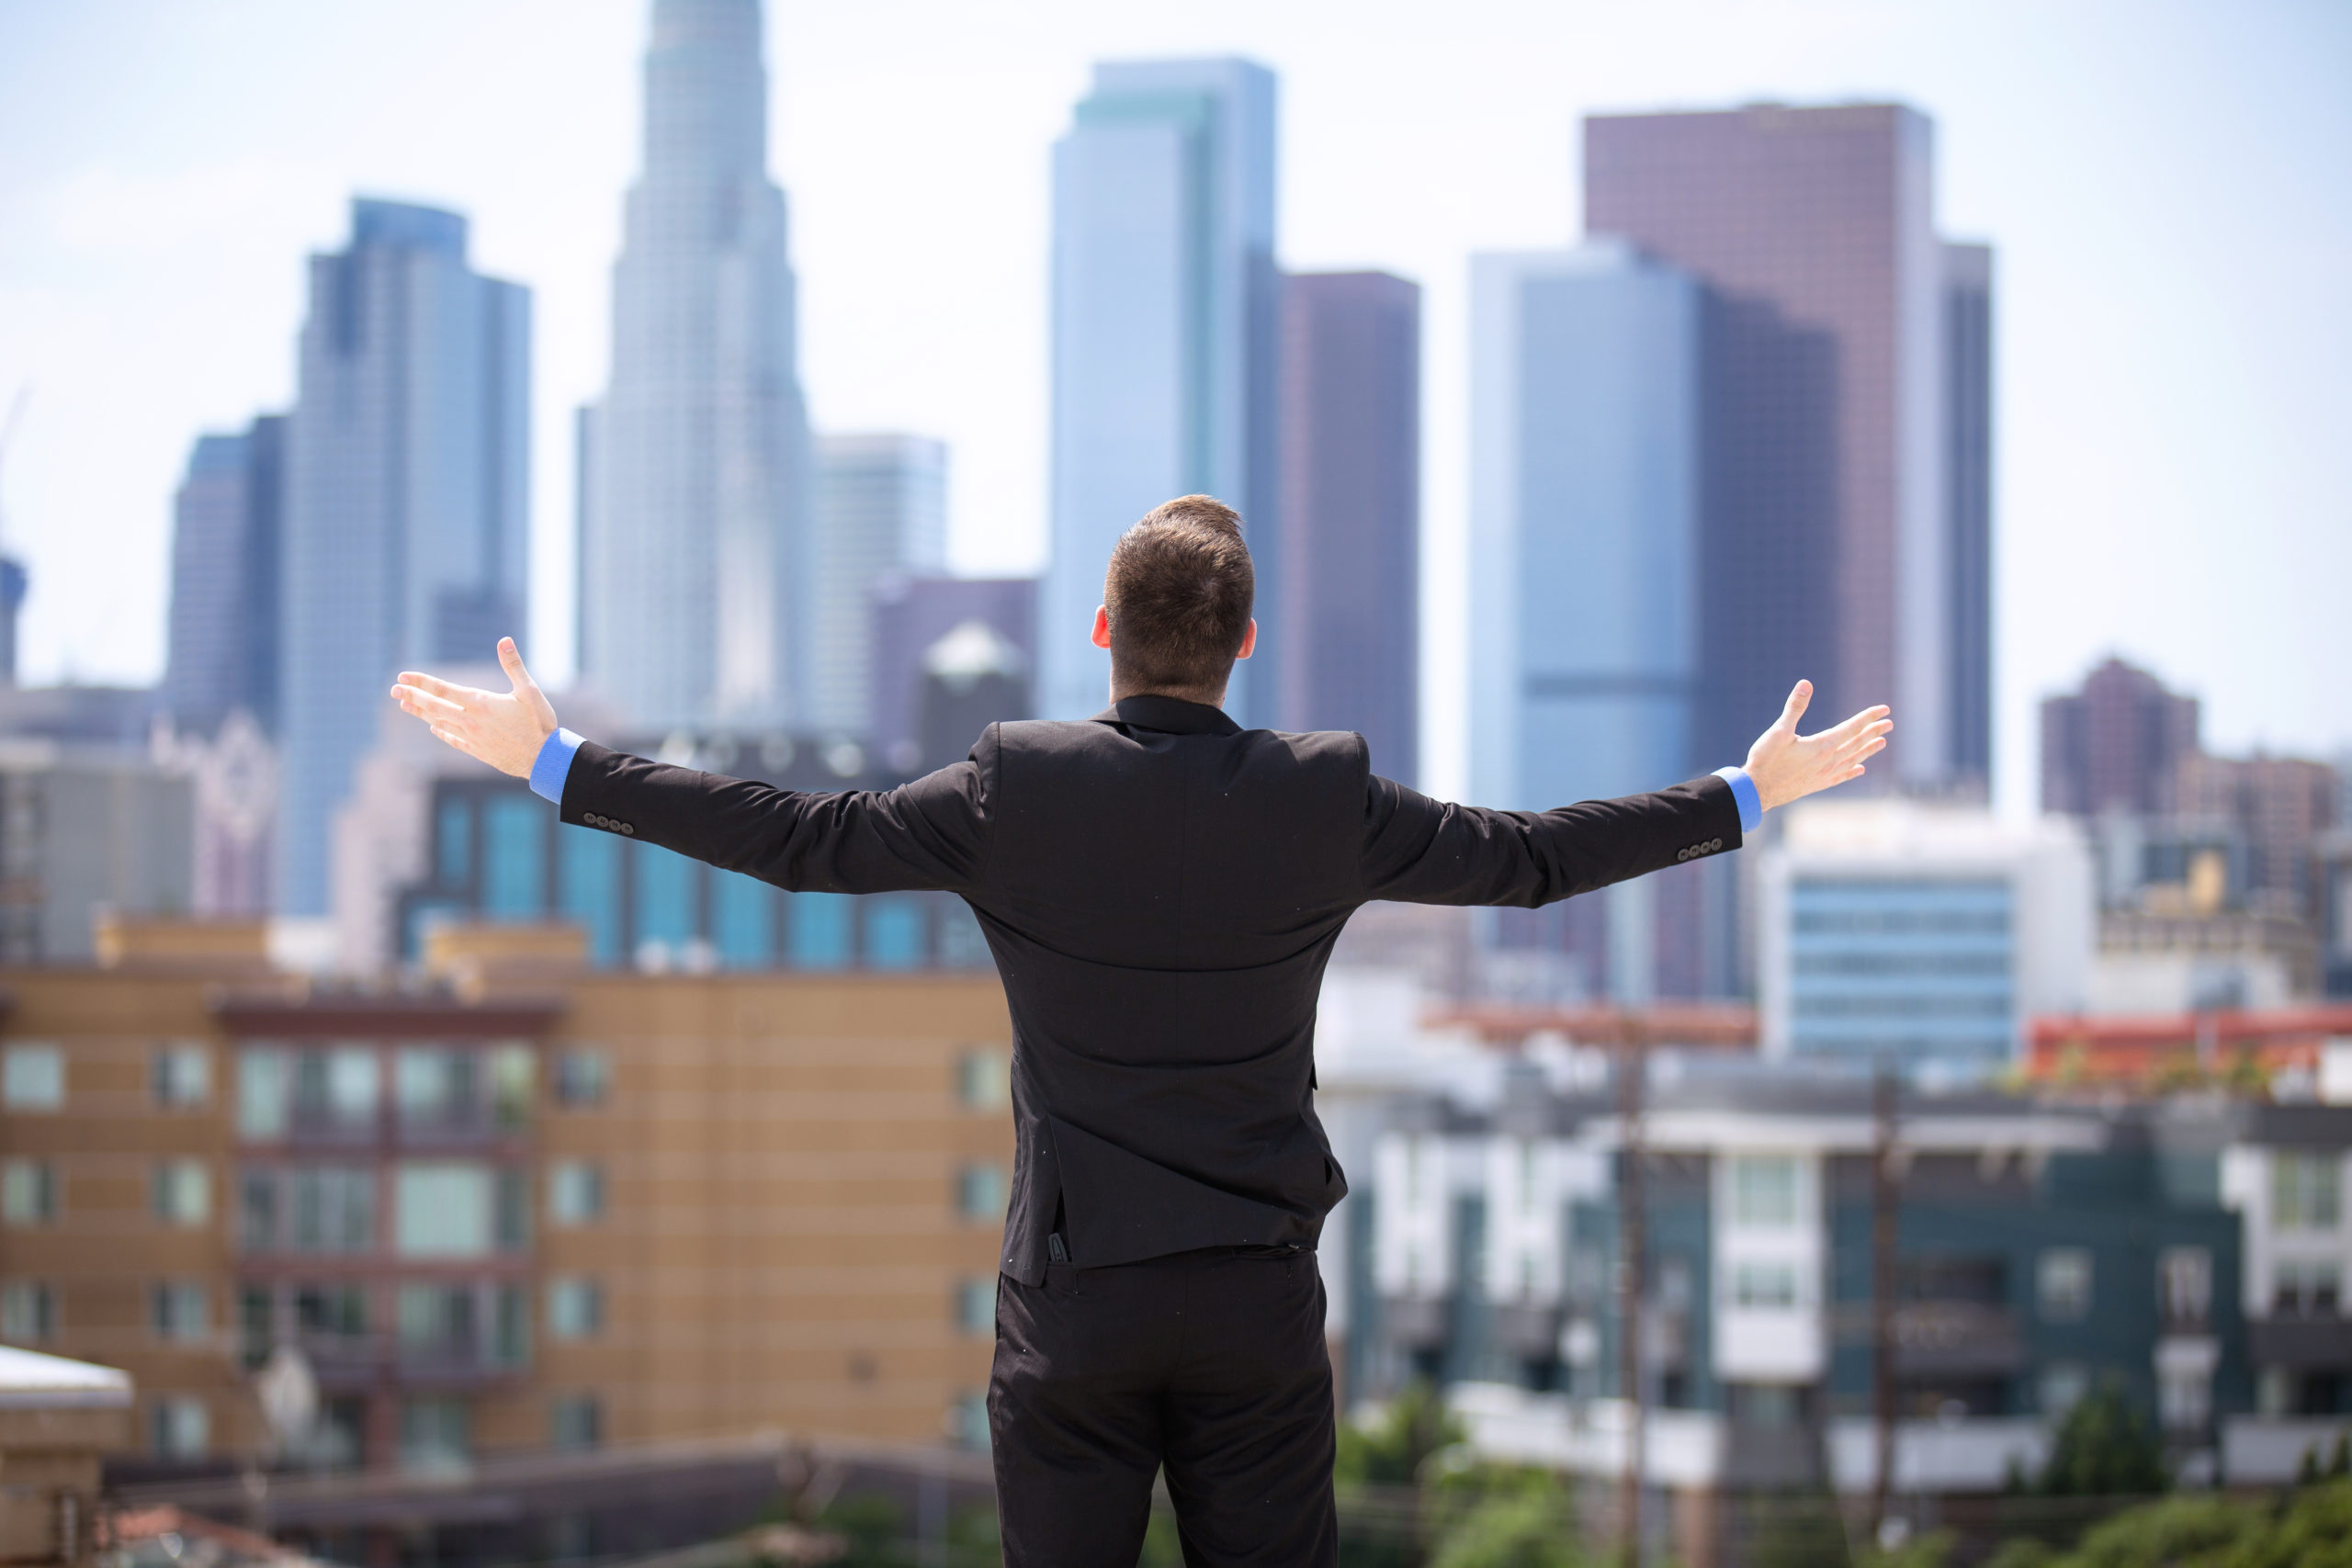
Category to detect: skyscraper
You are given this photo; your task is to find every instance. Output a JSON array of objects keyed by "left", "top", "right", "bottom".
[
  {"left": 808, "top": 434, "right": 947, "bottom": 737},
  {"left": 1043, "top": 58, "right": 1279, "bottom": 723},
  {"left": 1586, "top": 104, "right": 1988, "bottom": 787},
  {"left": 164, "top": 415, "right": 284, "bottom": 736},
  {"left": 1277, "top": 272, "right": 1419, "bottom": 784},
  {"left": 582, "top": 0, "right": 811, "bottom": 729},
  {"left": 867, "top": 576, "right": 1036, "bottom": 774},
  {"left": 1944, "top": 243, "right": 1995, "bottom": 787},
  {"left": 1469, "top": 243, "right": 1707, "bottom": 1003},
  {"left": 278, "top": 199, "right": 529, "bottom": 915},
  {"left": 2040, "top": 657, "right": 2200, "bottom": 818}
]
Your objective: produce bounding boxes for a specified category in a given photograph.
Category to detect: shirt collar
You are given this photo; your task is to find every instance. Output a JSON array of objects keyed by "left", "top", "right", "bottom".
[{"left": 1091, "top": 694, "right": 1243, "bottom": 737}]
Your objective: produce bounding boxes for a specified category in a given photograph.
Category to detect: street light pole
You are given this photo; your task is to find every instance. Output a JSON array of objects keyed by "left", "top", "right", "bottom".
[{"left": 1616, "top": 1017, "right": 1647, "bottom": 1568}]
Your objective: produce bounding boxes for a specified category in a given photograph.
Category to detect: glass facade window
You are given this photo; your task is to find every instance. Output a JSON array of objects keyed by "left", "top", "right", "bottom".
[
  {"left": 496, "top": 1168, "right": 529, "bottom": 1251},
  {"left": 1, "top": 1280, "right": 54, "bottom": 1342},
  {"left": 559, "top": 828, "right": 624, "bottom": 965},
  {"left": 290, "top": 1047, "right": 379, "bottom": 1130},
  {"left": 397, "top": 1048, "right": 475, "bottom": 1128},
  {"left": 2, "top": 1159, "right": 56, "bottom": 1225},
  {"left": 2, "top": 1043, "right": 63, "bottom": 1110},
  {"left": 2037, "top": 1248, "right": 2093, "bottom": 1321},
  {"left": 395, "top": 1163, "right": 494, "bottom": 1257},
  {"left": 1787, "top": 877, "right": 2014, "bottom": 1067},
  {"left": 865, "top": 896, "right": 926, "bottom": 970},
  {"left": 436, "top": 798, "right": 474, "bottom": 886},
  {"left": 238, "top": 1048, "right": 288, "bottom": 1138},
  {"left": 152, "top": 1043, "right": 211, "bottom": 1108},
  {"left": 400, "top": 1397, "right": 470, "bottom": 1473},
  {"left": 482, "top": 795, "right": 547, "bottom": 919},
  {"left": 1727, "top": 1156, "right": 1799, "bottom": 1228},
  {"left": 2273, "top": 1151, "right": 2342, "bottom": 1231},
  {"left": 152, "top": 1281, "right": 209, "bottom": 1340},
  {"left": 634, "top": 842, "right": 695, "bottom": 955},
  {"left": 1731, "top": 1261, "right": 1799, "bottom": 1308},
  {"left": 283, "top": 1168, "right": 375, "bottom": 1253},
  {"left": 788, "top": 892, "right": 854, "bottom": 970},
  {"left": 713, "top": 872, "right": 774, "bottom": 968},
  {"left": 957, "top": 1163, "right": 1007, "bottom": 1220},
  {"left": 489, "top": 1045, "right": 535, "bottom": 1129},
  {"left": 151, "top": 1396, "right": 210, "bottom": 1458},
  {"left": 553, "top": 1048, "right": 610, "bottom": 1107},
  {"left": 548, "top": 1161, "right": 605, "bottom": 1227},
  {"left": 547, "top": 1277, "right": 604, "bottom": 1340},
  {"left": 549, "top": 1393, "right": 602, "bottom": 1451},
  {"left": 151, "top": 1160, "right": 210, "bottom": 1227}
]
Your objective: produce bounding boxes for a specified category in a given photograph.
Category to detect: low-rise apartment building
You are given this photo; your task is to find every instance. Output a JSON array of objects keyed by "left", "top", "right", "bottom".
[{"left": 0, "top": 919, "right": 1012, "bottom": 1477}]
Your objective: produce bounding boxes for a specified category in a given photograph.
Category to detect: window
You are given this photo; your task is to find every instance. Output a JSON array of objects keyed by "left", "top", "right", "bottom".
[
  {"left": 2037, "top": 1248, "right": 2093, "bottom": 1322},
  {"left": 957, "top": 1163, "right": 1007, "bottom": 1220},
  {"left": 436, "top": 797, "right": 475, "bottom": 886},
  {"left": 956, "top": 1277, "right": 995, "bottom": 1336},
  {"left": 496, "top": 1168, "right": 530, "bottom": 1251},
  {"left": 152, "top": 1281, "right": 209, "bottom": 1341},
  {"left": 398, "top": 1048, "right": 476, "bottom": 1128},
  {"left": 548, "top": 1162, "right": 605, "bottom": 1227},
  {"left": 400, "top": 1397, "right": 470, "bottom": 1473},
  {"left": 786, "top": 891, "right": 854, "bottom": 970},
  {"left": 956, "top": 1049, "right": 1009, "bottom": 1111},
  {"left": 395, "top": 1163, "right": 494, "bottom": 1257},
  {"left": 240, "top": 1287, "right": 274, "bottom": 1366},
  {"left": 2273, "top": 1152, "right": 2342, "bottom": 1231},
  {"left": 493, "top": 1285, "right": 529, "bottom": 1367},
  {"left": 295, "top": 1283, "right": 368, "bottom": 1341},
  {"left": 713, "top": 872, "right": 774, "bottom": 968},
  {"left": 1732, "top": 1261, "right": 1800, "bottom": 1309},
  {"left": 3, "top": 1043, "right": 62, "bottom": 1110},
  {"left": 151, "top": 1160, "right": 210, "bottom": 1227},
  {"left": 2, "top": 1159, "right": 56, "bottom": 1225},
  {"left": 281, "top": 1168, "right": 375, "bottom": 1254},
  {"left": 547, "top": 1278, "right": 604, "bottom": 1340},
  {"left": 482, "top": 795, "right": 547, "bottom": 919},
  {"left": 152, "top": 1043, "right": 211, "bottom": 1108},
  {"left": 2159, "top": 1247, "right": 2213, "bottom": 1327},
  {"left": 1728, "top": 1156, "right": 1799, "bottom": 1228},
  {"left": 2040, "top": 1362, "right": 2090, "bottom": 1416},
  {"left": 2160, "top": 1366, "right": 2212, "bottom": 1432},
  {"left": 938, "top": 902, "right": 991, "bottom": 969},
  {"left": 549, "top": 1394, "right": 602, "bottom": 1451},
  {"left": 150, "top": 1396, "right": 210, "bottom": 1458},
  {"left": 2274, "top": 1259, "right": 2342, "bottom": 1315},
  {"left": 634, "top": 842, "right": 695, "bottom": 953},
  {"left": 292, "top": 1047, "right": 379, "bottom": 1130},
  {"left": 239, "top": 1170, "right": 277, "bottom": 1251},
  {"left": 948, "top": 1391, "right": 988, "bottom": 1450},
  {"left": 398, "top": 1283, "right": 476, "bottom": 1357},
  {"left": 489, "top": 1046, "right": 534, "bottom": 1130},
  {"left": 553, "top": 1048, "right": 609, "bottom": 1107},
  {"left": 2, "top": 1280, "right": 55, "bottom": 1342},
  {"left": 239, "top": 1048, "right": 288, "bottom": 1138},
  {"left": 1729, "top": 1383, "right": 1803, "bottom": 1428},
  {"left": 865, "top": 896, "right": 927, "bottom": 970},
  {"left": 559, "top": 827, "right": 623, "bottom": 964}
]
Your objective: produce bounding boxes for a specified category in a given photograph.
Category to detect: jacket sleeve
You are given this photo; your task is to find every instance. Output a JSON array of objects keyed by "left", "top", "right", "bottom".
[
  {"left": 1358, "top": 773, "right": 1743, "bottom": 908},
  {"left": 558, "top": 732, "right": 992, "bottom": 897}
]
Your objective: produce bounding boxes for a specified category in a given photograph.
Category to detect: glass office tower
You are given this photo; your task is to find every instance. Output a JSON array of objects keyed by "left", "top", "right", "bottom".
[
  {"left": 1042, "top": 58, "right": 1280, "bottom": 724},
  {"left": 279, "top": 200, "right": 528, "bottom": 915}
]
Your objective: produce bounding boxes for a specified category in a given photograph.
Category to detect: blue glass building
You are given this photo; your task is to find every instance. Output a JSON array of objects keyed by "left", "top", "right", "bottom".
[
  {"left": 1041, "top": 58, "right": 1280, "bottom": 726},
  {"left": 279, "top": 199, "right": 529, "bottom": 914}
]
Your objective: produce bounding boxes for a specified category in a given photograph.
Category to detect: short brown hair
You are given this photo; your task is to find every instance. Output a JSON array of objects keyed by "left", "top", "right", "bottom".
[{"left": 1102, "top": 495, "right": 1255, "bottom": 697}]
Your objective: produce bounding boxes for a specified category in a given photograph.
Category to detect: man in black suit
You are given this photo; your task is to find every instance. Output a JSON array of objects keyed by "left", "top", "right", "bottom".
[{"left": 394, "top": 494, "right": 1889, "bottom": 1567}]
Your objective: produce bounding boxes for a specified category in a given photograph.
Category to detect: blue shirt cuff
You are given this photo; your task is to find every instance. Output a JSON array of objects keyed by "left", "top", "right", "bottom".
[
  {"left": 528, "top": 728, "right": 584, "bottom": 805},
  {"left": 1713, "top": 765, "right": 1763, "bottom": 835}
]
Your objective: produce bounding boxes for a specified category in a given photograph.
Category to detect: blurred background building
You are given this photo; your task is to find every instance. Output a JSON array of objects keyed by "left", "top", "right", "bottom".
[{"left": 808, "top": 434, "right": 948, "bottom": 739}]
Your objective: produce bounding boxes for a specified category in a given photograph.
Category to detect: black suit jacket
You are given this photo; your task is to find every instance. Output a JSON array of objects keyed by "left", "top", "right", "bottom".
[{"left": 559, "top": 694, "right": 1742, "bottom": 1284}]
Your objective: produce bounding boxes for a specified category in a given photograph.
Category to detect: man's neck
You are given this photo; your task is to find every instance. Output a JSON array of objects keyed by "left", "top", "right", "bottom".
[{"left": 1108, "top": 682, "right": 1227, "bottom": 709}]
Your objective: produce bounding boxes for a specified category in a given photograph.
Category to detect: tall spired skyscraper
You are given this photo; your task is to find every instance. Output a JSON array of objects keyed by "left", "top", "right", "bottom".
[{"left": 581, "top": 0, "right": 811, "bottom": 728}]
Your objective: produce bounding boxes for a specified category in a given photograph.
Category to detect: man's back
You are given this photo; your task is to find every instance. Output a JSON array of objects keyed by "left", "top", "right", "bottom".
[{"left": 554, "top": 691, "right": 1745, "bottom": 1282}]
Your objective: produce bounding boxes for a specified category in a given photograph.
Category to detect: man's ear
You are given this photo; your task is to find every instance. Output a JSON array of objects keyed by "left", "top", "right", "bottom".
[
  {"left": 1091, "top": 606, "right": 1113, "bottom": 650},
  {"left": 1234, "top": 618, "right": 1258, "bottom": 660}
]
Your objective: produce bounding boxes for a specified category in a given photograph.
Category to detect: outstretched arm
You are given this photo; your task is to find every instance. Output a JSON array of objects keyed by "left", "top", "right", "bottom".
[
  {"left": 390, "top": 640, "right": 990, "bottom": 897},
  {"left": 1361, "top": 680, "right": 1892, "bottom": 908}
]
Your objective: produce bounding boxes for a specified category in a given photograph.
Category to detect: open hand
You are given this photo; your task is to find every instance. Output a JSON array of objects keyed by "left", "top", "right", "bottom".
[
  {"left": 390, "top": 637, "right": 558, "bottom": 779},
  {"left": 1743, "top": 681, "right": 1892, "bottom": 812}
]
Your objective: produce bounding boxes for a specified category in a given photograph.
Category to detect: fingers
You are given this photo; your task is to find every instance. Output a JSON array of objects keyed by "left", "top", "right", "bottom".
[
  {"left": 396, "top": 671, "right": 479, "bottom": 703},
  {"left": 391, "top": 683, "right": 467, "bottom": 721},
  {"left": 496, "top": 637, "right": 540, "bottom": 695},
  {"left": 1809, "top": 704, "right": 1892, "bottom": 747},
  {"left": 1775, "top": 680, "right": 1814, "bottom": 732}
]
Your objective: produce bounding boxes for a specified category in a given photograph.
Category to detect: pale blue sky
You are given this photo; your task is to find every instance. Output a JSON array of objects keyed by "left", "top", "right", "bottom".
[{"left": 1, "top": 0, "right": 2345, "bottom": 809}]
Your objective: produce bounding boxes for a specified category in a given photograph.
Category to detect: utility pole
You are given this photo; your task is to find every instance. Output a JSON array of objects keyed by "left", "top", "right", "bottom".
[
  {"left": 1871, "top": 1061, "right": 1899, "bottom": 1546},
  {"left": 1615, "top": 1015, "right": 1647, "bottom": 1568}
]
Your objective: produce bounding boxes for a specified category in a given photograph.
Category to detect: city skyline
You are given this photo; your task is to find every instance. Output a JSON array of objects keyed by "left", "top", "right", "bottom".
[{"left": 0, "top": 0, "right": 2346, "bottom": 811}]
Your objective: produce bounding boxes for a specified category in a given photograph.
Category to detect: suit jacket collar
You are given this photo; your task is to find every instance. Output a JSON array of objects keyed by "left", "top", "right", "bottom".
[{"left": 1093, "top": 694, "right": 1242, "bottom": 737}]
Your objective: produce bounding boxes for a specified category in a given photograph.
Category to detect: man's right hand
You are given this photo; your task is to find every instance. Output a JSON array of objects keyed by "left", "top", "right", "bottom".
[
  {"left": 390, "top": 637, "right": 559, "bottom": 780},
  {"left": 1743, "top": 681, "right": 1893, "bottom": 812}
]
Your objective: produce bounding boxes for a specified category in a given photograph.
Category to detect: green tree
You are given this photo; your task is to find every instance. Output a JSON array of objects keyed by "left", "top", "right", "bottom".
[{"left": 2036, "top": 1382, "right": 2168, "bottom": 1498}]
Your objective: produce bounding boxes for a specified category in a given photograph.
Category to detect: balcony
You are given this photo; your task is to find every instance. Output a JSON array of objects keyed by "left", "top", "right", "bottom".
[
  {"left": 1891, "top": 1302, "right": 2025, "bottom": 1378},
  {"left": 275, "top": 1332, "right": 528, "bottom": 1390},
  {"left": 2248, "top": 1314, "right": 2352, "bottom": 1369}
]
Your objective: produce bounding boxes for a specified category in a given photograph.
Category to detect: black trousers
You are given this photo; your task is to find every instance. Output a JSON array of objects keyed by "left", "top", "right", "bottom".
[{"left": 988, "top": 1245, "right": 1338, "bottom": 1567}]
